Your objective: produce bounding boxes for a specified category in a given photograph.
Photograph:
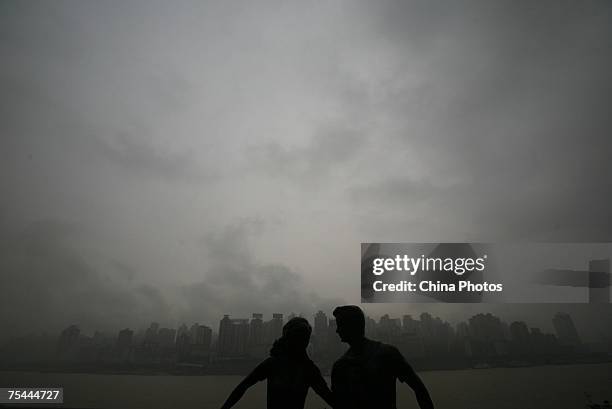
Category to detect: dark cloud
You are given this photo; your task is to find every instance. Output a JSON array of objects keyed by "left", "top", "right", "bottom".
[
  {"left": 0, "top": 220, "right": 173, "bottom": 339},
  {"left": 97, "top": 133, "right": 207, "bottom": 182},
  {"left": 349, "top": 172, "right": 612, "bottom": 241},
  {"left": 342, "top": 0, "right": 612, "bottom": 241},
  {"left": 245, "top": 123, "right": 368, "bottom": 187},
  {"left": 0, "top": 1, "right": 611, "bottom": 339},
  {"left": 180, "top": 220, "right": 343, "bottom": 324}
]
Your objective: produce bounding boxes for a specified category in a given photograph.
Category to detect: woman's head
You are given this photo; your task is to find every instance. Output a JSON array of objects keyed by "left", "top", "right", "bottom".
[
  {"left": 282, "top": 317, "right": 312, "bottom": 349},
  {"left": 270, "top": 317, "right": 312, "bottom": 358}
]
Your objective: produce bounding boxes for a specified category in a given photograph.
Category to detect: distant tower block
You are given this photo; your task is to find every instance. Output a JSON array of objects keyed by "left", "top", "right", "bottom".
[{"left": 588, "top": 259, "right": 610, "bottom": 304}]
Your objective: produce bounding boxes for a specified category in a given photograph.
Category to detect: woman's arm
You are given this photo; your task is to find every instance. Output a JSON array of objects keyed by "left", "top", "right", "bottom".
[
  {"left": 310, "top": 365, "right": 336, "bottom": 409},
  {"left": 219, "top": 360, "right": 269, "bottom": 409}
]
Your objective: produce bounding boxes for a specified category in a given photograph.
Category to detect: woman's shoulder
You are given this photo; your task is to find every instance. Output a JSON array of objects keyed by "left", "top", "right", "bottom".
[{"left": 268, "top": 356, "right": 321, "bottom": 371}]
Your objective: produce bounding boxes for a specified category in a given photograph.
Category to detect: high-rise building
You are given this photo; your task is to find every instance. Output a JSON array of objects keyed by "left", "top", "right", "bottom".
[
  {"left": 468, "top": 313, "right": 505, "bottom": 342},
  {"left": 456, "top": 322, "right": 469, "bottom": 339},
  {"left": 248, "top": 314, "right": 266, "bottom": 358},
  {"left": 158, "top": 328, "right": 177, "bottom": 347},
  {"left": 249, "top": 314, "right": 264, "bottom": 345},
  {"left": 264, "top": 313, "right": 283, "bottom": 344},
  {"left": 327, "top": 318, "right": 340, "bottom": 344},
  {"left": 402, "top": 315, "right": 418, "bottom": 334},
  {"left": 218, "top": 315, "right": 250, "bottom": 357},
  {"left": 58, "top": 325, "right": 80, "bottom": 352},
  {"left": 176, "top": 324, "right": 189, "bottom": 341},
  {"left": 467, "top": 313, "right": 507, "bottom": 357},
  {"left": 420, "top": 313, "right": 434, "bottom": 338},
  {"left": 378, "top": 314, "right": 401, "bottom": 343},
  {"left": 509, "top": 321, "right": 530, "bottom": 344},
  {"left": 92, "top": 331, "right": 108, "bottom": 346},
  {"left": 187, "top": 324, "right": 213, "bottom": 362},
  {"left": 552, "top": 312, "right": 581, "bottom": 347},
  {"left": 314, "top": 311, "right": 328, "bottom": 337},
  {"left": 115, "top": 328, "right": 133, "bottom": 362},
  {"left": 365, "top": 316, "right": 377, "bottom": 337},
  {"left": 509, "top": 321, "right": 530, "bottom": 356},
  {"left": 144, "top": 322, "right": 159, "bottom": 344},
  {"left": 117, "top": 328, "right": 133, "bottom": 349},
  {"left": 193, "top": 325, "right": 212, "bottom": 349},
  {"left": 218, "top": 315, "right": 233, "bottom": 356},
  {"left": 188, "top": 323, "right": 200, "bottom": 344}
]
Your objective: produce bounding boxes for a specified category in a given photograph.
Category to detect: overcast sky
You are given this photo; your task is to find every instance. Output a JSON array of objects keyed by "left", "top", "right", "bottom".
[{"left": 1, "top": 1, "right": 611, "bottom": 340}]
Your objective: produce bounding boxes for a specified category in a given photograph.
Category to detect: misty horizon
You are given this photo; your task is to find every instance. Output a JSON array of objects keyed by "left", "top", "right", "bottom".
[{"left": 4, "top": 305, "right": 609, "bottom": 346}]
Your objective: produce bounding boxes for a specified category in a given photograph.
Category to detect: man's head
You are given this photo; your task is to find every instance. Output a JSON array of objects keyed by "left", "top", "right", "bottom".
[{"left": 333, "top": 305, "right": 365, "bottom": 344}]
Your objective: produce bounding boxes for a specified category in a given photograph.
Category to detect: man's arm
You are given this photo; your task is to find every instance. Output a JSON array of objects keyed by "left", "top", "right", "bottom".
[
  {"left": 219, "top": 359, "right": 269, "bottom": 409},
  {"left": 399, "top": 366, "right": 434, "bottom": 409},
  {"left": 389, "top": 347, "right": 435, "bottom": 409}
]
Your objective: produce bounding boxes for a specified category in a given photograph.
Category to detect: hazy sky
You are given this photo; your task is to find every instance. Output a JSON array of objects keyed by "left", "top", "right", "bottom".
[{"left": 1, "top": 1, "right": 611, "bottom": 340}]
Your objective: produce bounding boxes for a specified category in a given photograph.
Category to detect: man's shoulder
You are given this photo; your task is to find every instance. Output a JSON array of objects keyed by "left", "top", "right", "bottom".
[
  {"left": 364, "top": 338, "right": 398, "bottom": 356},
  {"left": 332, "top": 349, "right": 352, "bottom": 368},
  {"left": 364, "top": 339, "right": 408, "bottom": 370},
  {"left": 332, "top": 338, "right": 400, "bottom": 364},
  {"left": 377, "top": 341, "right": 401, "bottom": 355},
  {"left": 365, "top": 338, "right": 384, "bottom": 348}
]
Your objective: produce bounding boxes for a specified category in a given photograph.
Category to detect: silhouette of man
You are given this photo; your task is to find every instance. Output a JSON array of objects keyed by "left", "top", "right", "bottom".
[{"left": 331, "top": 305, "right": 434, "bottom": 409}]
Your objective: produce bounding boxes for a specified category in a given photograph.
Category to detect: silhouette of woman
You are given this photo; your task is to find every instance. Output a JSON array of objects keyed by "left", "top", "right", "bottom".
[{"left": 220, "top": 317, "right": 334, "bottom": 409}]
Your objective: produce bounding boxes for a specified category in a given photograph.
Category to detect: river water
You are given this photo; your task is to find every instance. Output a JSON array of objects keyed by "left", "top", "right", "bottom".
[{"left": 1, "top": 363, "right": 610, "bottom": 409}]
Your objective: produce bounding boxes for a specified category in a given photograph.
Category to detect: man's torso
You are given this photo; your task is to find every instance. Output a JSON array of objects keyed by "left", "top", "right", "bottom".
[{"left": 331, "top": 339, "right": 400, "bottom": 409}]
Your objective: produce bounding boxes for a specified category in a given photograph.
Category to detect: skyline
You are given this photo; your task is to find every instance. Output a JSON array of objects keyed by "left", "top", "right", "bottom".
[
  {"left": 3, "top": 308, "right": 608, "bottom": 381},
  {"left": 4, "top": 307, "right": 606, "bottom": 346}
]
